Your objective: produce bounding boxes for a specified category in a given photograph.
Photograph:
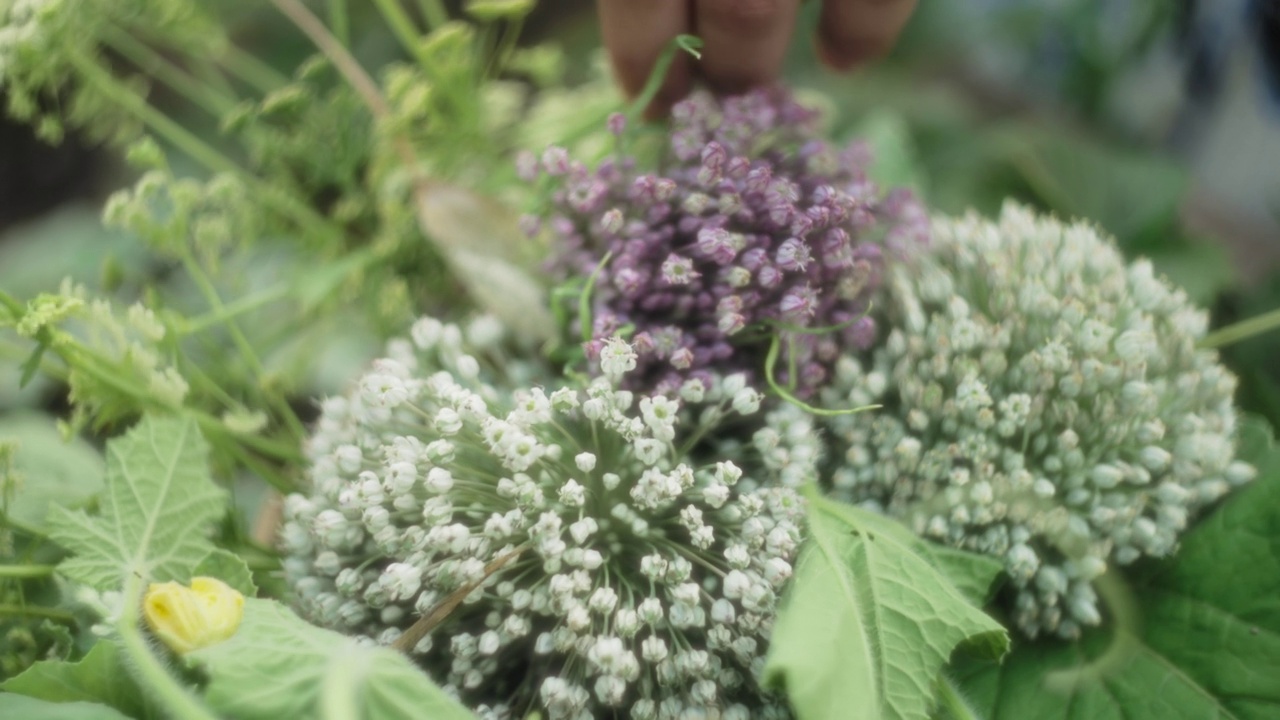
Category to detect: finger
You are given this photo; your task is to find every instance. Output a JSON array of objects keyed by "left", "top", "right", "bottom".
[
  {"left": 695, "top": 0, "right": 801, "bottom": 94},
  {"left": 598, "top": 0, "right": 693, "bottom": 118},
  {"left": 816, "top": 0, "right": 918, "bottom": 70}
]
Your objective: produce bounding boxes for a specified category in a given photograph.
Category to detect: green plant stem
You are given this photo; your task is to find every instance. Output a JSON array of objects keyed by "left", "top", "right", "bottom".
[
  {"left": 1044, "top": 571, "right": 1140, "bottom": 692},
  {"left": 178, "top": 229, "right": 300, "bottom": 444},
  {"left": 0, "top": 605, "right": 75, "bottom": 622},
  {"left": 214, "top": 434, "right": 295, "bottom": 494},
  {"left": 58, "top": 342, "right": 302, "bottom": 485},
  {"left": 100, "top": 25, "right": 239, "bottom": 116},
  {"left": 70, "top": 49, "right": 239, "bottom": 175},
  {"left": 373, "top": 0, "right": 434, "bottom": 71},
  {"left": 763, "top": 332, "right": 880, "bottom": 417},
  {"left": 176, "top": 252, "right": 264, "bottom": 382},
  {"left": 626, "top": 34, "right": 703, "bottom": 122},
  {"left": 67, "top": 49, "right": 339, "bottom": 246},
  {"left": 181, "top": 284, "right": 292, "bottom": 335},
  {"left": 0, "top": 564, "right": 56, "bottom": 579},
  {"left": 218, "top": 43, "right": 290, "bottom": 93},
  {"left": 0, "top": 289, "right": 24, "bottom": 316},
  {"left": 415, "top": 0, "right": 449, "bottom": 30},
  {"left": 327, "top": 0, "right": 350, "bottom": 45},
  {"left": 1200, "top": 305, "right": 1280, "bottom": 349},
  {"left": 936, "top": 675, "right": 979, "bottom": 720},
  {"left": 116, "top": 574, "right": 221, "bottom": 720}
]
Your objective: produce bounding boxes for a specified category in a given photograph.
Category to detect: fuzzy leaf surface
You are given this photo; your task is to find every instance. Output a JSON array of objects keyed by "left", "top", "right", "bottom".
[
  {"left": 0, "top": 694, "right": 134, "bottom": 720},
  {"left": 47, "top": 414, "right": 225, "bottom": 589},
  {"left": 188, "top": 598, "right": 476, "bottom": 720},
  {"left": 0, "top": 641, "right": 153, "bottom": 719},
  {"left": 764, "top": 495, "right": 1008, "bottom": 720},
  {"left": 954, "top": 417, "right": 1280, "bottom": 719}
]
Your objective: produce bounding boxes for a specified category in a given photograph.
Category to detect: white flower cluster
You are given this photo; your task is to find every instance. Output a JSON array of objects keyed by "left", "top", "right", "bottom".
[
  {"left": 282, "top": 316, "right": 805, "bottom": 719},
  {"left": 820, "top": 203, "right": 1254, "bottom": 639}
]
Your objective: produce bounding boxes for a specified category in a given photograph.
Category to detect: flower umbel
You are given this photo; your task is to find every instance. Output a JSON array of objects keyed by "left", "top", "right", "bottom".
[
  {"left": 535, "top": 87, "right": 928, "bottom": 397},
  {"left": 821, "top": 203, "right": 1254, "bottom": 639},
  {"left": 143, "top": 576, "right": 245, "bottom": 655},
  {"left": 283, "top": 317, "right": 805, "bottom": 719}
]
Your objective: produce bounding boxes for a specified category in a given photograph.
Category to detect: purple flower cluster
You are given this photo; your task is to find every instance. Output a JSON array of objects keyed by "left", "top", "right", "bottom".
[{"left": 528, "top": 87, "right": 927, "bottom": 396}]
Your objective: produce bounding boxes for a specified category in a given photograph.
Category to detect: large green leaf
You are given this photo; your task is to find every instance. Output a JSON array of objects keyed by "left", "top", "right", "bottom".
[
  {"left": 954, "top": 418, "right": 1280, "bottom": 719},
  {"left": 188, "top": 598, "right": 476, "bottom": 720},
  {"left": 0, "top": 412, "right": 105, "bottom": 535},
  {"left": 764, "top": 494, "right": 1008, "bottom": 720},
  {"left": 47, "top": 414, "right": 225, "bottom": 590},
  {"left": 1, "top": 641, "right": 154, "bottom": 719},
  {"left": 193, "top": 549, "right": 258, "bottom": 598},
  {"left": 1001, "top": 127, "right": 1187, "bottom": 245},
  {"left": 0, "top": 693, "right": 134, "bottom": 720}
]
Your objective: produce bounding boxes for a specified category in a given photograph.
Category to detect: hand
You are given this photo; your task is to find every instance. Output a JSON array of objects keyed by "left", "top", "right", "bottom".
[{"left": 597, "top": 0, "right": 918, "bottom": 117}]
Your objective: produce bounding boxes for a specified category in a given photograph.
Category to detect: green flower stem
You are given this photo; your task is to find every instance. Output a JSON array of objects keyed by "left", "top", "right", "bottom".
[
  {"left": 58, "top": 342, "right": 302, "bottom": 486},
  {"left": 1044, "top": 571, "right": 1141, "bottom": 692},
  {"left": 67, "top": 49, "right": 340, "bottom": 247},
  {"left": 100, "top": 24, "right": 240, "bottom": 116},
  {"left": 0, "top": 605, "right": 75, "bottom": 622},
  {"left": 176, "top": 250, "right": 306, "bottom": 441},
  {"left": 372, "top": 0, "right": 434, "bottom": 73},
  {"left": 0, "top": 564, "right": 56, "bottom": 579},
  {"left": 415, "top": 0, "right": 449, "bottom": 30},
  {"left": 217, "top": 43, "right": 290, "bottom": 93},
  {"left": 0, "top": 289, "right": 23, "bottom": 316},
  {"left": 189, "top": 413, "right": 303, "bottom": 466},
  {"left": 936, "top": 675, "right": 980, "bottom": 720},
  {"left": 763, "top": 331, "right": 881, "bottom": 417},
  {"left": 626, "top": 34, "right": 703, "bottom": 122},
  {"left": 1200, "top": 305, "right": 1280, "bottom": 349},
  {"left": 116, "top": 574, "right": 221, "bottom": 720},
  {"left": 212, "top": 434, "right": 296, "bottom": 494},
  {"left": 68, "top": 49, "right": 238, "bottom": 175},
  {"left": 59, "top": 344, "right": 173, "bottom": 412},
  {"left": 328, "top": 0, "right": 350, "bottom": 45},
  {"left": 180, "top": 284, "right": 292, "bottom": 335}
]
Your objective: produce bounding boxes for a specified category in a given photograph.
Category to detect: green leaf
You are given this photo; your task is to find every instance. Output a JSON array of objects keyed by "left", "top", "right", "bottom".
[
  {"left": 954, "top": 417, "right": 1280, "bottom": 719},
  {"left": 1146, "top": 240, "right": 1235, "bottom": 306},
  {"left": 193, "top": 549, "right": 257, "bottom": 597},
  {"left": 0, "top": 694, "right": 134, "bottom": 720},
  {"left": 1001, "top": 128, "right": 1187, "bottom": 244},
  {"left": 1, "top": 641, "right": 154, "bottom": 719},
  {"left": 0, "top": 412, "right": 105, "bottom": 535},
  {"left": 764, "top": 493, "right": 1008, "bottom": 720},
  {"left": 853, "top": 110, "right": 926, "bottom": 195},
  {"left": 47, "top": 414, "right": 225, "bottom": 590},
  {"left": 18, "top": 338, "right": 47, "bottom": 388},
  {"left": 921, "top": 545, "right": 1006, "bottom": 608},
  {"left": 188, "top": 598, "right": 476, "bottom": 720},
  {"left": 0, "top": 206, "right": 142, "bottom": 301}
]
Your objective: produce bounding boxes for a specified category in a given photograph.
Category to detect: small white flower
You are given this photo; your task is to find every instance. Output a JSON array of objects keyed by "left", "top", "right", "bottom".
[
  {"left": 599, "top": 338, "right": 638, "bottom": 382},
  {"left": 425, "top": 467, "right": 454, "bottom": 493},
  {"left": 559, "top": 479, "right": 587, "bottom": 507}
]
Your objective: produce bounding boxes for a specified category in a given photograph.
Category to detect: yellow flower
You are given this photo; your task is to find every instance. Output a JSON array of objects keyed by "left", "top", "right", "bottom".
[{"left": 143, "top": 576, "right": 245, "bottom": 654}]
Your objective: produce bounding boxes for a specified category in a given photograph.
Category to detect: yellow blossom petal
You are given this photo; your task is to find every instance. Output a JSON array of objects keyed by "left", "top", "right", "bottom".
[{"left": 144, "top": 576, "right": 244, "bottom": 654}]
